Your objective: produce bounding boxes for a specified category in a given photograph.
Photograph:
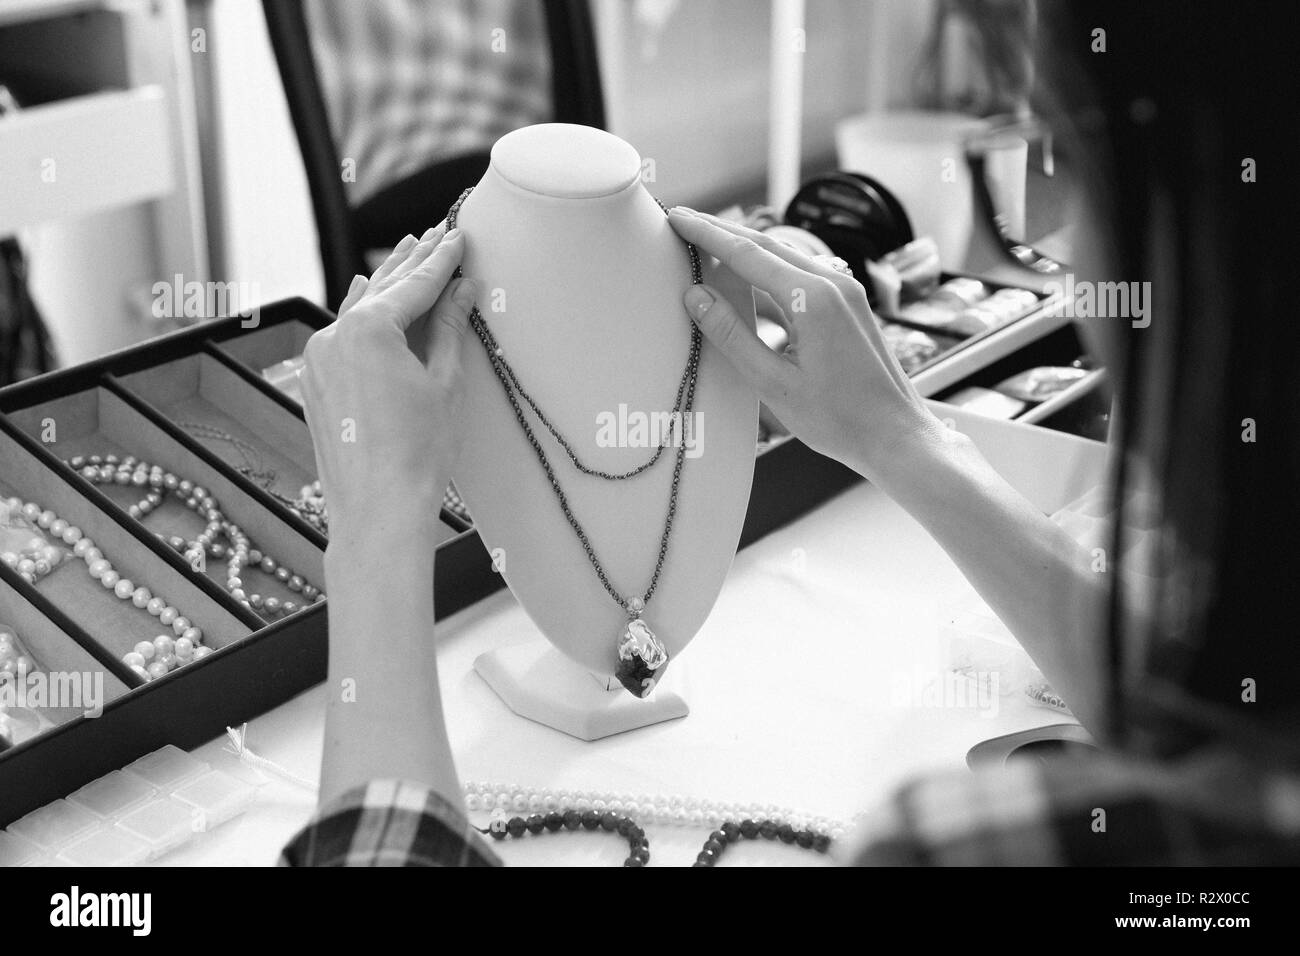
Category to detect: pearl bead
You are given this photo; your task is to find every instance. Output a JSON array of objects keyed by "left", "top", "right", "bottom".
[
  {"left": 263, "top": 597, "right": 281, "bottom": 614},
  {"left": 157, "top": 653, "right": 177, "bottom": 671},
  {"left": 192, "top": 646, "right": 213, "bottom": 660},
  {"left": 123, "top": 651, "right": 146, "bottom": 668},
  {"left": 260, "top": 556, "right": 276, "bottom": 574},
  {"left": 182, "top": 626, "right": 202, "bottom": 644},
  {"left": 88, "top": 558, "right": 110, "bottom": 578},
  {"left": 100, "top": 570, "right": 120, "bottom": 589},
  {"left": 114, "top": 579, "right": 135, "bottom": 600},
  {"left": 154, "top": 634, "right": 175, "bottom": 656},
  {"left": 275, "top": 566, "right": 290, "bottom": 583},
  {"left": 159, "top": 607, "right": 178, "bottom": 626},
  {"left": 49, "top": 518, "right": 68, "bottom": 537},
  {"left": 134, "top": 640, "right": 156, "bottom": 661},
  {"left": 83, "top": 547, "right": 102, "bottom": 564},
  {"left": 230, "top": 588, "right": 246, "bottom": 602},
  {"left": 61, "top": 525, "right": 82, "bottom": 545},
  {"left": 282, "top": 601, "right": 298, "bottom": 616},
  {"left": 1, "top": 552, "right": 16, "bottom": 568},
  {"left": 146, "top": 597, "right": 166, "bottom": 616},
  {"left": 174, "top": 638, "right": 194, "bottom": 660},
  {"left": 17, "top": 558, "right": 35, "bottom": 575},
  {"left": 20, "top": 503, "right": 40, "bottom": 521},
  {"left": 132, "top": 587, "right": 151, "bottom": 608},
  {"left": 466, "top": 794, "right": 481, "bottom": 811},
  {"left": 37, "top": 509, "right": 55, "bottom": 528},
  {"left": 147, "top": 662, "right": 168, "bottom": 680},
  {"left": 171, "top": 616, "right": 190, "bottom": 636}
]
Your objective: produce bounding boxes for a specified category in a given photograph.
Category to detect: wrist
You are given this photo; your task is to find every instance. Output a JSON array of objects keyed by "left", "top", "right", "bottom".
[{"left": 867, "top": 413, "right": 972, "bottom": 499}]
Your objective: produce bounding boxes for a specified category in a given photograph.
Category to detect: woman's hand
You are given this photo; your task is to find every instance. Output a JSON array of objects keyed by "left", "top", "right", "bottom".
[
  {"left": 667, "top": 208, "right": 948, "bottom": 486},
  {"left": 300, "top": 225, "right": 478, "bottom": 538}
]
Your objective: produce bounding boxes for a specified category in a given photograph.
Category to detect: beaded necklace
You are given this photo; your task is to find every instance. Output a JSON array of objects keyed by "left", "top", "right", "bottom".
[{"left": 446, "top": 188, "right": 702, "bottom": 699}]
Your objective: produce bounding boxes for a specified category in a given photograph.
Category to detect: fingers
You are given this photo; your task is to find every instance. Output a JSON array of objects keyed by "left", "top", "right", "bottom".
[
  {"left": 426, "top": 277, "right": 478, "bottom": 380},
  {"left": 387, "top": 223, "right": 448, "bottom": 284},
  {"left": 376, "top": 229, "right": 466, "bottom": 324},
  {"left": 368, "top": 232, "right": 420, "bottom": 288},
  {"left": 685, "top": 209, "right": 854, "bottom": 287},
  {"left": 683, "top": 283, "right": 792, "bottom": 398},
  {"left": 668, "top": 208, "right": 831, "bottom": 311},
  {"left": 337, "top": 274, "right": 368, "bottom": 318}
]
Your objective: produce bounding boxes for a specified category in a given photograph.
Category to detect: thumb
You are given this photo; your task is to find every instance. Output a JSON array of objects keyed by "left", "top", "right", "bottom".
[{"left": 683, "top": 283, "right": 790, "bottom": 394}]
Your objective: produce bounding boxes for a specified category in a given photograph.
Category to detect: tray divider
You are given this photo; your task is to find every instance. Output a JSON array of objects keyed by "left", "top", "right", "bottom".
[{"left": 102, "top": 374, "right": 329, "bottom": 551}]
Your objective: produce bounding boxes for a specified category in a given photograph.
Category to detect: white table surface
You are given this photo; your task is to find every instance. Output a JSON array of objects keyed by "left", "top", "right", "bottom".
[{"left": 157, "top": 411, "right": 1107, "bottom": 867}]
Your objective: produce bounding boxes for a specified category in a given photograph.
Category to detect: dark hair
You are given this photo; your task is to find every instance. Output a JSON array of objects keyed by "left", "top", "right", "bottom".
[{"left": 1042, "top": 2, "right": 1298, "bottom": 756}]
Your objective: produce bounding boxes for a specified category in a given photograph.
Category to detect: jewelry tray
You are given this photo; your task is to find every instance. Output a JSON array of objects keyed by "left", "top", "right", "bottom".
[{"left": 0, "top": 279, "right": 1054, "bottom": 826}]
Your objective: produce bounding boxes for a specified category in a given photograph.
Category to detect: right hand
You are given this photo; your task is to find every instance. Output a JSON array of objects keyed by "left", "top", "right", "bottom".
[{"left": 667, "top": 208, "right": 948, "bottom": 484}]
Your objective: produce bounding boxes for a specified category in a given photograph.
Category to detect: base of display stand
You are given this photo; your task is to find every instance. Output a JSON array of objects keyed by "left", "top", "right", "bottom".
[{"left": 474, "top": 640, "right": 688, "bottom": 741}]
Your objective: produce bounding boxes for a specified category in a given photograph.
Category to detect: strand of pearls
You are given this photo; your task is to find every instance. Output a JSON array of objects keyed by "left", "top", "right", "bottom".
[
  {"left": 462, "top": 780, "right": 855, "bottom": 840},
  {"left": 1, "top": 495, "right": 209, "bottom": 683}
]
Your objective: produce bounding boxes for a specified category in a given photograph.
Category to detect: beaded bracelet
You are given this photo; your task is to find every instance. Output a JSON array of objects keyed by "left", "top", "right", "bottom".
[{"left": 482, "top": 809, "right": 652, "bottom": 867}]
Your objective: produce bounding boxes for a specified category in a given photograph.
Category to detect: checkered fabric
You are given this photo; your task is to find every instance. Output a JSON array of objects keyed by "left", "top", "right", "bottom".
[
  {"left": 841, "top": 751, "right": 1300, "bottom": 866},
  {"left": 305, "top": 0, "right": 552, "bottom": 204},
  {"left": 279, "top": 780, "right": 501, "bottom": 867}
]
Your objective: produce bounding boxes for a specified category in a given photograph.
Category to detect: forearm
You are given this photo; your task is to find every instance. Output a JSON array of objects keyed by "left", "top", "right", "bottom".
[
  {"left": 318, "top": 505, "right": 460, "bottom": 809},
  {"left": 875, "top": 428, "right": 1109, "bottom": 735}
]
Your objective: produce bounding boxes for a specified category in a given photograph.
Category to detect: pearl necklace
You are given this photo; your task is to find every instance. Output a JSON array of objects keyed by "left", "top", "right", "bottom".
[
  {"left": 66, "top": 454, "right": 324, "bottom": 619},
  {"left": 2, "top": 493, "right": 208, "bottom": 683},
  {"left": 461, "top": 780, "right": 854, "bottom": 841}
]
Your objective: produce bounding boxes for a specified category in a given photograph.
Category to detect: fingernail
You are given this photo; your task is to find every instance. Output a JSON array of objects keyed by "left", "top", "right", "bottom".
[
  {"left": 395, "top": 234, "right": 416, "bottom": 251},
  {"left": 684, "top": 285, "right": 714, "bottom": 318},
  {"left": 444, "top": 228, "right": 461, "bottom": 242},
  {"left": 348, "top": 274, "right": 366, "bottom": 294},
  {"left": 420, "top": 225, "right": 439, "bottom": 241},
  {"left": 669, "top": 206, "right": 698, "bottom": 217}
]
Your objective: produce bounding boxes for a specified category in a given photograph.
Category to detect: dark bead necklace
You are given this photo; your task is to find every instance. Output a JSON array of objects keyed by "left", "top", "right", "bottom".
[
  {"left": 480, "top": 810, "right": 835, "bottom": 866},
  {"left": 482, "top": 809, "right": 652, "bottom": 866},
  {"left": 693, "top": 818, "right": 834, "bottom": 866}
]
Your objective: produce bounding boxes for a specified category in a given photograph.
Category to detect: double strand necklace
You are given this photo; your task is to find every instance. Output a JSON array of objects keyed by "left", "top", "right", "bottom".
[{"left": 446, "top": 188, "right": 702, "bottom": 699}]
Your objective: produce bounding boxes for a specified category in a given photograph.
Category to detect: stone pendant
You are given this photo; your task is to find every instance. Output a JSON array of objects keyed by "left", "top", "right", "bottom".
[{"left": 614, "top": 617, "right": 669, "bottom": 699}]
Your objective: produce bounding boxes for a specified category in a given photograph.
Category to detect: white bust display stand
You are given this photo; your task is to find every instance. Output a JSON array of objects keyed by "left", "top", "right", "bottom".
[{"left": 453, "top": 124, "right": 757, "bottom": 740}]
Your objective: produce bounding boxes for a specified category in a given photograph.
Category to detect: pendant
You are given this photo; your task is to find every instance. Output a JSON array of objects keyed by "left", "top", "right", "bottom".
[{"left": 615, "top": 617, "right": 669, "bottom": 699}]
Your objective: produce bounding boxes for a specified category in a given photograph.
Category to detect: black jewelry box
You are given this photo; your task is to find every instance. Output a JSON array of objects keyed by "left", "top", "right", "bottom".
[{"left": 0, "top": 276, "right": 1052, "bottom": 827}]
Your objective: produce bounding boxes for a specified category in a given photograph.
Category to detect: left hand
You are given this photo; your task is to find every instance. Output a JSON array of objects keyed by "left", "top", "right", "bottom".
[{"left": 299, "top": 224, "right": 478, "bottom": 537}]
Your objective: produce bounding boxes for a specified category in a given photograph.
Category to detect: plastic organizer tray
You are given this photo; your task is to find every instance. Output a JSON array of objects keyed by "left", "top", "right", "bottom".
[{"left": 0, "top": 745, "right": 257, "bottom": 865}]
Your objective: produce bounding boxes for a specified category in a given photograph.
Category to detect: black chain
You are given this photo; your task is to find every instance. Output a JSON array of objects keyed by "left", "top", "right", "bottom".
[{"left": 447, "top": 188, "right": 702, "bottom": 613}]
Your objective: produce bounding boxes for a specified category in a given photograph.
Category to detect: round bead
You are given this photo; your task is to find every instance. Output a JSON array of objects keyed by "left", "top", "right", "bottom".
[
  {"left": 544, "top": 812, "right": 564, "bottom": 832},
  {"left": 154, "top": 635, "right": 175, "bottom": 657},
  {"left": 147, "top": 662, "right": 168, "bottom": 680},
  {"left": 159, "top": 606, "right": 177, "bottom": 626},
  {"left": 281, "top": 601, "right": 298, "bottom": 616},
  {"left": 759, "top": 820, "right": 778, "bottom": 840},
  {"left": 61, "top": 525, "right": 83, "bottom": 545},
  {"left": 0, "top": 552, "right": 16, "bottom": 568},
  {"left": 171, "top": 616, "right": 190, "bottom": 637},
  {"left": 525, "top": 814, "right": 546, "bottom": 835},
  {"left": 562, "top": 810, "right": 581, "bottom": 830},
  {"left": 632, "top": 846, "right": 651, "bottom": 864},
  {"left": 156, "top": 653, "right": 177, "bottom": 671},
  {"left": 174, "top": 638, "right": 195, "bottom": 660},
  {"left": 100, "top": 570, "right": 120, "bottom": 589},
  {"left": 37, "top": 510, "right": 55, "bottom": 528},
  {"left": 133, "top": 640, "right": 156, "bottom": 662},
  {"left": 192, "top": 645, "right": 214, "bottom": 660},
  {"left": 130, "top": 664, "right": 151, "bottom": 682},
  {"left": 82, "top": 547, "right": 102, "bottom": 564},
  {"left": 506, "top": 817, "right": 526, "bottom": 838},
  {"left": 288, "top": 575, "right": 304, "bottom": 592},
  {"left": 182, "top": 627, "right": 202, "bottom": 644},
  {"left": 87, "top": 558, "right": 111, "bottom": 578},
  {"left": 17, "top": 558, "right": 35, "bottom": 575},
  {"left": 260, "top": 556, "right": 275, "bottom": 573},
  {"left": 263, "top": 596, "right": 280, "bottom": 614},
  {"left": 600, "top": 811, "right": 619, "bottom": 832},
  {"left": 146, "top": 597, "right": 166, "bottom": 616},
  {"left": 275, "top": 567, "right": 290, "bottom": 583},
  {"left": 132, "top": 587, "right": 151, "bottom": 608},
  {"left": 696, "top": 848, "right": 718, "bottom": 864},
  {"left": 49, "top": 518, "right": 68, "bottom": 537},
  {"left": 114, "top": 579, "right": 135, "bottom": 600}
]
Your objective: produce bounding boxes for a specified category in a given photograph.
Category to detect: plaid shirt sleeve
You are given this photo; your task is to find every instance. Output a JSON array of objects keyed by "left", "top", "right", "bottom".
[
  {"left": 840, "top": 750, "right": 1300, "bottom": 866},
  {"left": 279, "top": 780, "right": 502, "bottom": 867}
]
